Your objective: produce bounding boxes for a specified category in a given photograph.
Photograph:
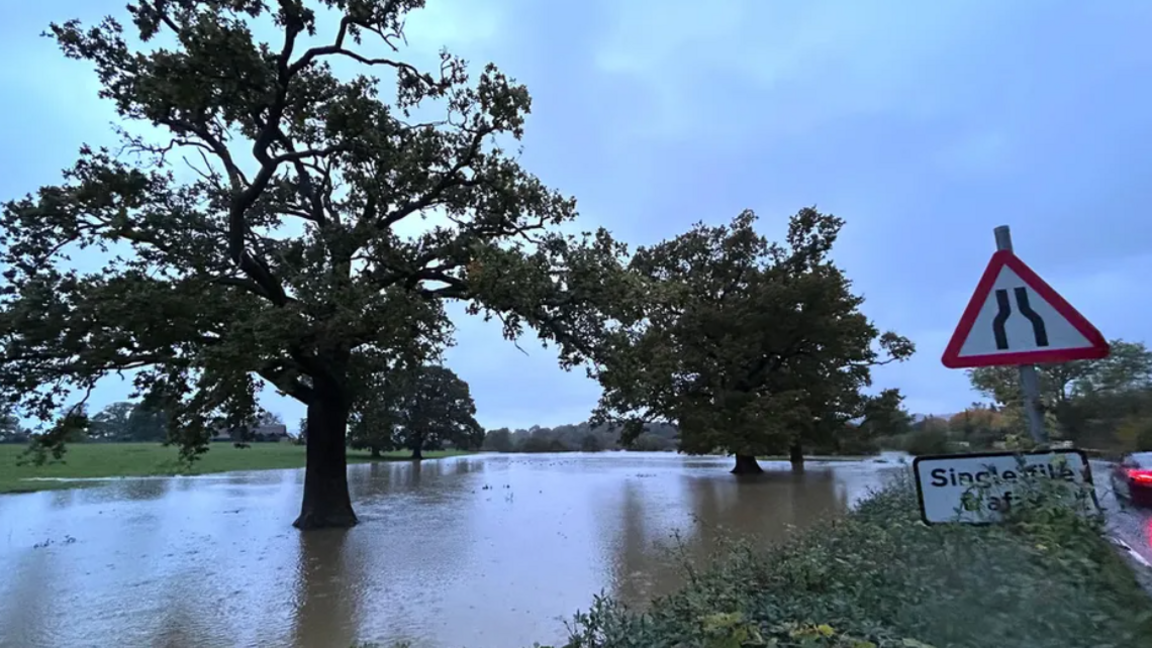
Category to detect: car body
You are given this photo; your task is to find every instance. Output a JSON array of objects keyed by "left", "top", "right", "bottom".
[{"left": 1111, "top": 452, "right": 1152, "bottom": 507}]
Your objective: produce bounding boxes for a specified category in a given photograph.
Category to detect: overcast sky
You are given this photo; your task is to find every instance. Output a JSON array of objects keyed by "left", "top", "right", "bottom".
[{"left": 3, "top": 1, "right": 1151, "bottom": 432}]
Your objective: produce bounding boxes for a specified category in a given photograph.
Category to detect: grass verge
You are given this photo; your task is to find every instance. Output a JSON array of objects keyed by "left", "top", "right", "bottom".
[
  {"left": 0, "top": 443, "right": 473, "bottom": 494},
  {"left": 553, "top": 480, "right": 1152, "bottom": 648}
]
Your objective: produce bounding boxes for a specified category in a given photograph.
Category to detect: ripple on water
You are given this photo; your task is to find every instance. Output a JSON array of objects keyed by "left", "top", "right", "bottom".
[{"left": 0, "top": 452, "right": 908, "bottom": 648}]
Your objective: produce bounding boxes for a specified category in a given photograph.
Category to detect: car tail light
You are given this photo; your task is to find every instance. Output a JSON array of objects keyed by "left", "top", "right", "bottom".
[{"left": 1127, "top": 468, "right": 1152, "bottom": 485}]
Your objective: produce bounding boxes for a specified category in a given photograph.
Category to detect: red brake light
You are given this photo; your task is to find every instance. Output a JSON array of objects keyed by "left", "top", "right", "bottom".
[{"left": 1127, "top": 468, "right": 1152, "bottom": 484}]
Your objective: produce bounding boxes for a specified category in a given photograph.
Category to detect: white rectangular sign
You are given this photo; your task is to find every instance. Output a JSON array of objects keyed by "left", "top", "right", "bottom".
[{"left": 913, "top": 450, "right": 1096, "bottom": 524}]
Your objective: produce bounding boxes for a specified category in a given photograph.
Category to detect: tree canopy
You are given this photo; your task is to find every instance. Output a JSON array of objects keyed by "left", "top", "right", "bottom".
[
  {"left": 967, "top": 340, "right": 1152, "bottom": 414},
  {"left": 0, "top": 407, "right": 25, "bottom": 443},
  {"left": 0, "top": 0, "right": 632, "bottom": 528},
  {"left": 479, "top": 420, "right": 679, "bottom": 454},
  {"left": 968, "top": 339, "right": 1152, "bottom": 448},
  {"left": 89, "top": 402, "right": 136, "bottom": 440},
  {"left": 850, "top": 387, "right": 913, "bottom": 451},
  {"left": 591, "top": 208, "right": 914, "bottom": 472},
  {"left": 348, "top": 363, "right": 483, "bottom": 458}
]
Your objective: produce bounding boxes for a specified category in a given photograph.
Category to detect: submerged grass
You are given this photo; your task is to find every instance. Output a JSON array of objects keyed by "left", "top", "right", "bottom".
[
  {"left": 0, "top": 442, "right": 473, "bottom": 494},
  {"left": 554, "top": 479, "right": 1152, "bottom": 648}
]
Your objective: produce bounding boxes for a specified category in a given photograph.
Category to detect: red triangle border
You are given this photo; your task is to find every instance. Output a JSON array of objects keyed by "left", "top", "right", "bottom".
[{"left": 941, "top": 250, "right": 1109, "bottom": 369}]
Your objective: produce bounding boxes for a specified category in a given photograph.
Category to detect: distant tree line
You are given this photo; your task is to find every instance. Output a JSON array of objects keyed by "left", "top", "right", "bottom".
[
  {"left": 878, "top": 339, "right": 1152, "bottom": 456},
  {"left": 479, "top": 405, "right": 914, "bottom": 457},
  {"left": 480, "top": 421, "right": 680, "bottom": 454},
  {"left": 0, "top": 408, "right": 27, "bottom": 444},
  {"left": 0, "top": 400, "right": 289, "bottom": 445},
  {"left": 967, "top": 339, "right": 1152, "bottom": 452},
  {"left": 0, "top": 401, "right": 170, "bottom": 444}
]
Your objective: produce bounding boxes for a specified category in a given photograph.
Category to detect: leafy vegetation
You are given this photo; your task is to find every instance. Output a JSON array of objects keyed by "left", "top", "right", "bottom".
[
  {"left": 966, "top": 339, "right": 1152, "bottom": 453},
  {"left": 0, "top": 0, "right": 633, "bottom": 528},
  {"left": 591, "top": 210, "right": 915, "bottom": 474},
  {"left": 481, "top": 421, "right": 681, "bottom": 454},
  {"left": 477, "top": 418, "right": 896, "bottom": 456},
  {"left": 0, "top": 407, "right": 26, "bottom": 444},
  {"left": 901, "top": 426, "right": 951, "bottom": 457},
  {"left": 872, "top": 340, "right": 1152, "bottom": 456},
  {"left": 551, "top": 478, "right": 1152, "bottom": 648},
  {"left": 348, "top": 364, "right": 484, "bottom": 459}
]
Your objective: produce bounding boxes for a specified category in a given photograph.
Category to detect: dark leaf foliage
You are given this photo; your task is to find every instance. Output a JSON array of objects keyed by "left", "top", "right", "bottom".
[
  {"left": 559, "top": 481, "right": 1152, "bottom": 648},
  {"left": 590, "top": 208, "right": 915, "bottom": 455},
  {"left": 348, "top": 363, "right": 483, "bottom": 454},
  {"left": 1, "top": 0, "right": 634, "bottom": 462},
  {"left": 968, "top": 339, "right": 1152, "bottom": 449}
]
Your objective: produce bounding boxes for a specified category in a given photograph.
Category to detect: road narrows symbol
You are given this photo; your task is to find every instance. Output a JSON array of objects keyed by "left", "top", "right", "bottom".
[
  {"left": 993, "top": 289, "right": 1011, "bottom": 350},
  {"left": 991, "top": 287, "right": 1049, "bottom": 351},
  {"left": 1014, "top": 287, "right": 1049, "bottom": 347}
]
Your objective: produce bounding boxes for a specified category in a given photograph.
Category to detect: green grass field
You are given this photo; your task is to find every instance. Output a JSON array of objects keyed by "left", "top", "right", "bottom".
[{"left": 0, "top": 442, "right": 473, "bottom": 494}]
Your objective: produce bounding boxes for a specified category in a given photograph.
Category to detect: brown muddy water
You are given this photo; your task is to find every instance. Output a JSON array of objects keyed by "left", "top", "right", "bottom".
[{"left": 0, "top": 451, "right": 908, "bottom": 648}]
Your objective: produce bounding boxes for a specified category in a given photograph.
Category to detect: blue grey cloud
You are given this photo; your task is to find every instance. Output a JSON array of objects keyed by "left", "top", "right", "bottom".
[{"left": 3, "top": 0, "right": 1150, "bottom": 429}]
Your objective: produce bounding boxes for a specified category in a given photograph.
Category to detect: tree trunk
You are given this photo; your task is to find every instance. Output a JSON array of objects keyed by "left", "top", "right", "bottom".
[
  {"left": 411, "top": 445, "right": 424, "bottom": 461},
  {"left": 370, "top": 446, "right": 381, "bottom": 459},
  {"left": 790, "top": 442, "right": 805, "bottom": 473},
  {"left": 731, "top": 453, "right": 763, "bottom": 474},
  {"left": 294, "top": 378, "right": 357, "bottom": 530}
]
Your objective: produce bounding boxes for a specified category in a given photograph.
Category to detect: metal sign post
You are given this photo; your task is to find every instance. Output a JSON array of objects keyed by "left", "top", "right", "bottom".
[
  {"left": 934, "top": 236, "right": 1111, "bottom": 522},
  {"left": 941, "top": 225, "right": 1108, "bottom": 443},
  {"left": 993, "top": 225, "right": 1048, "bottom": 445}
]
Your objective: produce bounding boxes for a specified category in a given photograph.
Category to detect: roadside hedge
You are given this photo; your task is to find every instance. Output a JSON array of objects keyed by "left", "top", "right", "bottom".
[{"left": 555, "top": 480, "right": 1152, "bottom": 648}]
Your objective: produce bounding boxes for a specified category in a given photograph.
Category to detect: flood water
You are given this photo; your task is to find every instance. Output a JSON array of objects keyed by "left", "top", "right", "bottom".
[{"left": 0, "top": 452, "right": 907, "bottom": 648}]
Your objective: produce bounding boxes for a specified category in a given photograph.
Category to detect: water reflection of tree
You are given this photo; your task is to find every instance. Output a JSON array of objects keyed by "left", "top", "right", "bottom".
[
  {"left": 347, "top": 457, "right": 483, "bottom": 501},
  {"left": 452, "top": 457, "right": 483, "bottom": 476},
  {"left": 610, "top": 479, "right": 653, "bottom": 604},
  {"left": 0, "top": 545, "right": 57, "bottom": 647},
  {"left": 45, "top": 478, "right": 173, "bottom": 509},
  {"left": 48, "top": 488, "right": 77, "bottom": 509},
  {"left": 692, "top": 470, "right": 844, "bottom": 548},
  {"left": 290, "top": 528, "right": 363, "bottom": 648},
  {"left": 328, "top": 457, "right": 486, "bottom": 644},
  {"left": 119, "top": 478, "right": 173, "bottom": 501},
  {"left": 606, "top": 469, "right": 845, "bottom": 607},
  {"left": 151, "top": 587, "right": 203, "bottom": 648}
]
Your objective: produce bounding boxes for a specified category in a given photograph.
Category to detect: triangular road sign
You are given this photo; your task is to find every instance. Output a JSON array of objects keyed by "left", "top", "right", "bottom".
[{"left": 942, "top": 250, "right": 1109, "bottom": 368}]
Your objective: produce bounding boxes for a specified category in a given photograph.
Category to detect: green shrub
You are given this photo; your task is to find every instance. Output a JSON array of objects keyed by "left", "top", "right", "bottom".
[
  {"left": 519, "top": 436, "right": 568, "bottom": 453},
  {"left": 904, "top": 428, "right": 950, "bottom": 456},
  {"left": 835, "top": 436, "right": 880, "bottom": 456},
  {"left": 1116, "top": 416, "right": 1152, "bottom": 452}
]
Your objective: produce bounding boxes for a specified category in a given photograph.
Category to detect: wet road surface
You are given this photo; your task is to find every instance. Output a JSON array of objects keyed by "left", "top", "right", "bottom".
[{"left": 1092, "top": 459, "right": 1152, "bottom": 569}]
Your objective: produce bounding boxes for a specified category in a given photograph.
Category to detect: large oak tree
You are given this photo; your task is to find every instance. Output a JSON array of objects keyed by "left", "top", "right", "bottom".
[
  {"left": 0, "top": 0, "right": 630, "bottom": 529},
  {"left": 592, "top": 208, "right": 914, "bottom": 473}
]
